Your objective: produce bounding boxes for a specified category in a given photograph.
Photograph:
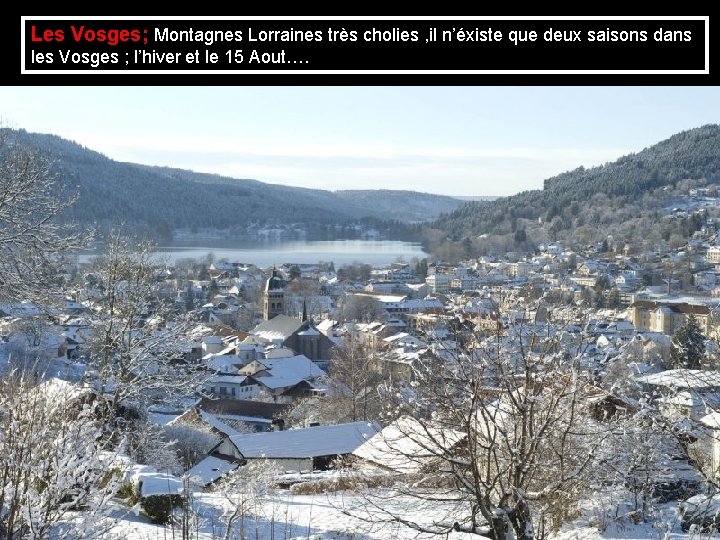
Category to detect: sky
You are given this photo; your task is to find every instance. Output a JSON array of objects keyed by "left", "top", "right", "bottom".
[{"left": 0, "top": 86, "right": 718, "bottom": 197}]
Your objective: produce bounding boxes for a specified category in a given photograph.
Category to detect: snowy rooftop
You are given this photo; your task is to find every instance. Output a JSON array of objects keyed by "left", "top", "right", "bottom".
[
  {"left": 636, "top": 369, "right": 720, "bottom": 389},
  {"left": 205, "top": 355, "right": 242, "bottom": 373},
  {"left": 0, "top": 302, "right": 40, "bottom": 317},
  {"left": 400, "top": 298, "right": 445, "bottom": 309},
  {"left": 351, "top": 293, "right": 407, "bottom": 303},
  {"left": 264, "top": 347, "right": 296, "bottom": 359},
  {"left": 128, "top": 465, "right": 184, "bottom": 497},
  {"left": 700, "top": 410, "right": 720, "bottom": 428},
  {"left": 297, "top": 328, "right": 320, "bottom": 336},
  {"left": 251, "top": 315, "right": 305, "bottom": 341},
  {"left": 228, "top": 421, "right": 380, "bottom": 459},
  {"left": 253, "top": 374, "right": 317, "bottom": 390},
  {"left": 187, "top": 455, "right": 240, "bottom": 486},
  {"left": 657, "top": 390, "right": 720, "bottom": 408},
  {"left": 206, "top": 374, "right": 249, "bottom": 385},
  {"left": 203, "top": 346, "right": 237, "bottom": 359},
  {"left": 252, "top": 355, "right": 326, "bottom": 389},
  {"left": 353, "top": 416, "right": 465, "bottom": 474},
  {"left": 316, "top": 319, "right": 336, "bottom": 333},
  {"left": 383, "top": 332, "right": 409, "bottom": 342},
  {"left": 196, "top": 410, "right": 244, "bottom": 437}
]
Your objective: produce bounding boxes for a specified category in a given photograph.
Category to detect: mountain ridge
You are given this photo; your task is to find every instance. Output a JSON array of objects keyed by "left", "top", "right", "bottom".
[
  {"left": 427, "top": 124, "right": 720, "bottom": 250},
  {"left": 1, "top": 128, "right": 464, "bottom": 239}
]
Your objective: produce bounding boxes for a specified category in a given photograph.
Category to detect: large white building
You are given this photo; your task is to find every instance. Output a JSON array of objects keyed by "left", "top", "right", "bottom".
[
  {"left": 707, "top": 246, "right": 720, "bottom": 265},
  {"left": 628, "top": 300, "right": 712, "bottom": 335},
  {"left": 425, "top": 273, "right": 453, "bottom": 293}
]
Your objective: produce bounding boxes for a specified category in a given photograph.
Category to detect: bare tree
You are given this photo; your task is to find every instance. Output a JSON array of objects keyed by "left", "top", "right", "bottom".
[
  {"left": 217, "top": 459, "right": 279, "bottom": 540},
  {"left": 164, "top": 423, "right": 221, "bottom": 471},
  {"left": 129, "top": 421, "right": 183, "bottom": 476},
  {"left": 0, "top": 129, "right": 87, "bottom": 304},
  {"left": 283, "top": 278, "right": 327, "bottom": 320},
  {"left": 348, "top": 322, "right": 609, "bottom": 539},
  {"left": 1, "top": 314, "right": 56, "bottom": 376},
  {"left": 84, "top": 232, "right": 206, "bottom": 415},
  {"left": 286, "top": 334, "right": 384, "bottom": 427},
  {"left": 341, "top": 294, "right": 387, "bottom": 323},
  {"left": 327, "top": 333, "right": 383, "bottom": 422}
]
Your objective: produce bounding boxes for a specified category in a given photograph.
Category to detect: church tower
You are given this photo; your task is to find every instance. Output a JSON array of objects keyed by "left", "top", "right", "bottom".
[{"left": 263, "top": 268, "right": 286, "bottom": 320}]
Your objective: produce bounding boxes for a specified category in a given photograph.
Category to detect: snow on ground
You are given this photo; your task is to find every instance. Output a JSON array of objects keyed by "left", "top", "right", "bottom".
[
  {"left": 110, "top": 486, "right": 473, "bottom": 540},
  {"left": 147, "top": 412, "right": 181, "bottom": 426},
  {"left": 131, "top": 466, "right": 184, "bottom": 497},
  {"left": 106, "top": 482, "right": 720, "bottom": 540},
  {"left": 147, "top": 404, "right": 185, "bottom": 426},
  {"left": 553, "top": 487, "right": 698, "bottom": 540},
  {"left": 43, "top": 463, "right": 710, "bottom": 540}
]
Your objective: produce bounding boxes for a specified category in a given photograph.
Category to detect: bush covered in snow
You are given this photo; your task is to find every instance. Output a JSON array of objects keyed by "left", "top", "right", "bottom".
[{"left": 140, "top": 493, "right": 185, "bottom": 524}]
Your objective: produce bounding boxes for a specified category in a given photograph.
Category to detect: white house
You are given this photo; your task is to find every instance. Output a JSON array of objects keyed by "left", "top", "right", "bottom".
[
  {"left": 203, "top": 374, "right": 259, "bottom": 400},
  {"left": 707, "top": 246, "right": 720, "bottom": 265}
]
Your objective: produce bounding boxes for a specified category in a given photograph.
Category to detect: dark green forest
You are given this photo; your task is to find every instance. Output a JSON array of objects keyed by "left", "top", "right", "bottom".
[
  {"left": 423, "top": 124, "right": 720, "bottom": 258},
  {"left": 4, "top": 129, "right": 461, "bottom": 241}
]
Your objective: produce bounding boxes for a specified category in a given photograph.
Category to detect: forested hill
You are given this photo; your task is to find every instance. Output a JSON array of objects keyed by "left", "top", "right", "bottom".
[
  {"left": 3, "top": 129, "right": 463, "bottom": 237},
  {"left": 428, "top": 124, "right": 720, "bottom": 248},
  {"left": 333, "top": 190, "right": 462, "bottom": 221}
]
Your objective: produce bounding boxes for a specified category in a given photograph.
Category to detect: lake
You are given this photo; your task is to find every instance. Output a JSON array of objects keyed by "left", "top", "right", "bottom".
[{"left": 79, "top": 240, "right": 428, "bottom": 268}]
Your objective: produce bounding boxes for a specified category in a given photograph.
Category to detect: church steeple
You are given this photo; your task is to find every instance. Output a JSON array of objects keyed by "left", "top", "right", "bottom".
[
  {"left": 263, "top": 267, "right": 286, "bottom": 320},
  {"left": 302, "top": 299, "right": 308, "bottom": 322}
]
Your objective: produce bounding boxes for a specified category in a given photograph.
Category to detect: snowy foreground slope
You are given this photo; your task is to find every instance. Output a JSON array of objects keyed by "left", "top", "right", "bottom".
[
  {"left": 112, "top": 489, "right": 464, "bottom": 540},
  {"left": 108, "top": 484, "right": 708, "bottom": 540}
]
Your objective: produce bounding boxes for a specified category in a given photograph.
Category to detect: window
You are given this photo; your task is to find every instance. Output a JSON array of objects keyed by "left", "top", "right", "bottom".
[
  {"left": 231, "top": 387, "right": 236, "bottom": 396},
  {"left": 220, "top": 387, "right": 227, "bottom": 395},
  {"left": 210, "top": 387, "right": 215, "bottom": 394}
]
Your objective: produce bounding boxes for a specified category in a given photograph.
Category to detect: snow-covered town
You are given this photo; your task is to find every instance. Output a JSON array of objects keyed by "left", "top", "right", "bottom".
[
  {"left": 7, "top": 223, "right": 720, "bottom": 538},
  {"left": 5, "top": 86, "right": 720, "bottom": 540}
]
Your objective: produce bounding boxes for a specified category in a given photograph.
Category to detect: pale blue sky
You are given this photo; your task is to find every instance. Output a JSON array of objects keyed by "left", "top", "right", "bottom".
[{"left": 1, "top": 86, "right": 717, "bottom": 196}]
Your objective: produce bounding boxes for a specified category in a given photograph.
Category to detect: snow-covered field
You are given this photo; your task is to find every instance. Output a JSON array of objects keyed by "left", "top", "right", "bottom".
[
  {"left": 108, "top": 485, "right": 710, "bottom": 540},
  {"left": 112, "top": 488, "right": 470, "bottom": 540}
]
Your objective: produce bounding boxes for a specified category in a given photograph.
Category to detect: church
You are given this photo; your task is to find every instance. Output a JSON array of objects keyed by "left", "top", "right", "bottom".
[
  {"left": 255, "top": 268, "right": 335, "bottom": 369},
  {"left": 263, "top": 268, "right": 286, "bottom": 321}
]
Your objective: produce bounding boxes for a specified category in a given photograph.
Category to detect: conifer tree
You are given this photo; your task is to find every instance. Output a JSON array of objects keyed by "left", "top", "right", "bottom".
[{"left": 670, "top": 314, "right": 705, "bottom": 369}]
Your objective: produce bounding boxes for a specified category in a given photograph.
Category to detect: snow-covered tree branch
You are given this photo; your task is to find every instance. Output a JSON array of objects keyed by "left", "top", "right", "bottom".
[
  {"left": 0, "top": 371, "right": 123, "bottom": 538},
  {"left": 0, "top": 129, "right": 88, "bottom": 304},
  {"left": 84, "top": 232, "right": 207, "bottom": 414}
]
